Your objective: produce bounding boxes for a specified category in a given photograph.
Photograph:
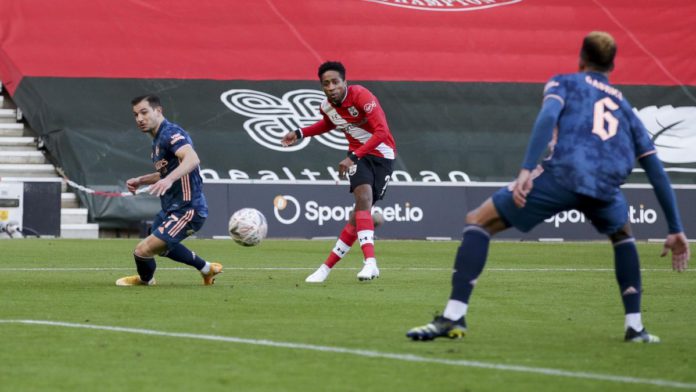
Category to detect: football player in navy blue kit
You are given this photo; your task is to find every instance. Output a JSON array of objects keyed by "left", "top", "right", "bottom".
[
  {"left": 116, "top": 95, "right": 223, "bottom": 286},
  {"left": 407, "top": 32, "right": 690, "bottom": 342}
]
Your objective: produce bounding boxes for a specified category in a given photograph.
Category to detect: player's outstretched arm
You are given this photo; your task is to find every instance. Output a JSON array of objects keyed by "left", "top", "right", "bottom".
[
  {"left": 126, "top": 173, "right": 160, "bottom": 193},
  {"left": 282, "top": 116, "right": 334, "bottom": 147},
  {"left": 126, "top": 177, "right": 140, "bottom": 193},
  {"left": 149, "top": 145, "right": 199, "bottom": 197},
  {"left": 639, "top": 152, "right": 690, "bottom": 271}
]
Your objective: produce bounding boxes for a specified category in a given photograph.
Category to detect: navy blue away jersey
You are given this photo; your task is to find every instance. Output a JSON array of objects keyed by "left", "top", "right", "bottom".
[
  {"left": 541, "top": 72, "right": 655, "bottom": 200},
  {"left": 151, "top": 119, "right": 208, "bottom": 216}
]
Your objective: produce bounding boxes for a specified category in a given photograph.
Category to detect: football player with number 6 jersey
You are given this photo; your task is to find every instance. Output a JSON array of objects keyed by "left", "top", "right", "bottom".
[{"left": 406, "top": 32, "right": 690, "bottom": 343}]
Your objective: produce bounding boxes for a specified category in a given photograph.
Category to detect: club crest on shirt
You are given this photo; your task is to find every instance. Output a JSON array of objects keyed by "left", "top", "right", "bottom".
[
  {"left": 348, "top": 106, "right": 359, "bottom": 117},
  {"left": 155, "top": 159, "right": 168, "bottom": 175}
]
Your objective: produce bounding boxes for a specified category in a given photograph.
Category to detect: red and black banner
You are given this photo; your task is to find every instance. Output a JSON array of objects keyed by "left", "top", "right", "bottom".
[
  {"left": 1, "top": 0, "right": 695, "bottom": 227},
  {"left": 2, "top": 0, "right": 695, "bottom": 87}
]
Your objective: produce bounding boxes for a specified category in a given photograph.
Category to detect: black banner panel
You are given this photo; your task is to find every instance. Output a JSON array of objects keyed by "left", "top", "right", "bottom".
[
  {"left": 197, "top": 182, "right": 695, "bottom": 241},
  {"left": 11, "top": 78, "right": 696, "bottom": 227},
  {"left": 3, "top": 1, "right": 695, "bottom": 236}
]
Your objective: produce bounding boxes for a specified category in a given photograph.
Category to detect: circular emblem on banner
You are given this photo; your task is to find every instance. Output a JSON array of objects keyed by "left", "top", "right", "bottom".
[
  {"left": 220, "top": 88, "right": 349, "bottom": 152},
  {"left": 273, "top": 195, "right": 301, "bottom": 224}
]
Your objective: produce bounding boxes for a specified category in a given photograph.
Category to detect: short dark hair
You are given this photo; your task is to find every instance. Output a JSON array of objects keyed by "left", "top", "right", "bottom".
[
  {"left": 580, "top": 31, "right": 616, "bottom": 72},
  {"left": 131, "top": 94, "right": 162, "bottom": 108},
  {"left": 318, "top": 61, "right": 346, "bottom": 80}
]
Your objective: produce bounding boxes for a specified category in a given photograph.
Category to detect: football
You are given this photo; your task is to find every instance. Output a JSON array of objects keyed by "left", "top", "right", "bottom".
[{"left": 228, "top": 208, "right": 268, "bottom": 246}]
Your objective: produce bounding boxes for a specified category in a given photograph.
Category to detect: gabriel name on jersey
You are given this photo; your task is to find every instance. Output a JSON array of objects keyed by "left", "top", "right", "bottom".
[{"left": 541, "top": 72, "right": 655, "bottom": 201}]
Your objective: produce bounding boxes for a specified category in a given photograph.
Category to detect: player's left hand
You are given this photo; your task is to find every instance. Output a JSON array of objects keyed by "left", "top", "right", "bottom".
[
  {"left": 512, "top": 169, "right": 533, "bottom": 208},
  {"left": 338, "top": 157, "right": 355, "bottom": 179},
  {"left": 281, "top": 131, "right": 298, "bottom": 147},
  {"left": 149, "top": 178, "right": 173, "bottom": 197},
  {"left": 661, "top": 232, "right": 690, "bottom": 272}
]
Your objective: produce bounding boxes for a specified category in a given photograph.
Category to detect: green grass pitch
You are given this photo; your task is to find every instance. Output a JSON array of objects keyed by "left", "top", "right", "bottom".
[{"left": 0, "top": 239, "right": 694, "bottom": 391}]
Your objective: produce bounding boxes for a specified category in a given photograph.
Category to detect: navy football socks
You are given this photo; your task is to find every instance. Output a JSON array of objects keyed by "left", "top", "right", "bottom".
[
  {"left": 134, "top": 254, "right": 156, "bottom": 282},
  {"left": 449, "top": 225, "right": 491, "bottom": 304},
  {"left": 162, "top": 243, "right": 207, "bottom": 270},
  {"left": 613, "top": 239, "right": 642, "bottom": 314}
]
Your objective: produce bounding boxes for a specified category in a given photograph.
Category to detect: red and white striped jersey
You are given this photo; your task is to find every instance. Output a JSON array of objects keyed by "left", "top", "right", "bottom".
[{"left": 301, "top": 85, "right": 396, "bottom": 159}]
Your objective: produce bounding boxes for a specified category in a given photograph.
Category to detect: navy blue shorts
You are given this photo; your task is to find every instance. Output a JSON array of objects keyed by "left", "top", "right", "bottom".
[
  {"left": 349, "top": 155, "right": 393, "bottom": 204},
  {"left": 492, "top": 170, "right": 628, "bottom": 235},
  {"left": 151, "top": 208, "right": 206, "bottom": 248}
]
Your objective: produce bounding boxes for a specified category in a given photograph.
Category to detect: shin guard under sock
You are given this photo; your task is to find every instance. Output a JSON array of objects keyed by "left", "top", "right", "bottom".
[
  {"left": 614, "top": 239, "right": 642, "bottom": 314},
  {"left": 355, "top": 210, "right": 375, "bottom": 260},
  {"left": 161, "top": 243, "right": 206, "bottom": 270},
  {"left": 449, "top": 225, "right": 490, "bottom": 304},
  {"left": 325, "top": 223, "right": 358, "bottom": 268},
  {"left": 134, "top": 254, "right": 156, "bottom": 282}
]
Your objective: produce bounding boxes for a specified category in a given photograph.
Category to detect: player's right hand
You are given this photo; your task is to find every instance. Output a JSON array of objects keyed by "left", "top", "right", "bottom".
[
  {"left": 512, "top": 169, "right": 533, "bottom": 208},
  {"left": 661, "top": 232, "right": 690, "bottom": 272},
  {"left": 338, "top": 157, "right": 355, "bottom": 179},
  {"left": 281, "top": 131, "right": 298, "bottom": 147},
  {"left": 149, "top": 177, "right": 173, "bottom": 197},
  {"left": 126, "top": 177, "right": 140, "bottom": 194}
]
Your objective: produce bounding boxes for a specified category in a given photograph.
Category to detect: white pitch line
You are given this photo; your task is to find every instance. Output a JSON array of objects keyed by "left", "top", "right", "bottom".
[
  {"left": 0, "top": 267, "right": 689, "bottom": 272},
  {"left": 0, "top": 319, "right": 694, "bottom": 390}
]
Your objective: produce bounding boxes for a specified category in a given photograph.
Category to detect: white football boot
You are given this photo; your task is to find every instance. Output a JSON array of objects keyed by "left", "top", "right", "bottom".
[
  {"left": 357, "top": 259, "right": 379, "bottom": 281},
  {"left": 305, "top": 264, "right": 331, "bottom": 283}
]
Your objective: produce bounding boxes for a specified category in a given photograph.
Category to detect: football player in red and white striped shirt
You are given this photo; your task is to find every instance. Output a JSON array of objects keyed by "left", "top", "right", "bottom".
[{"left": 282, "top": 61, "right": 397, "bottom": 283}]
